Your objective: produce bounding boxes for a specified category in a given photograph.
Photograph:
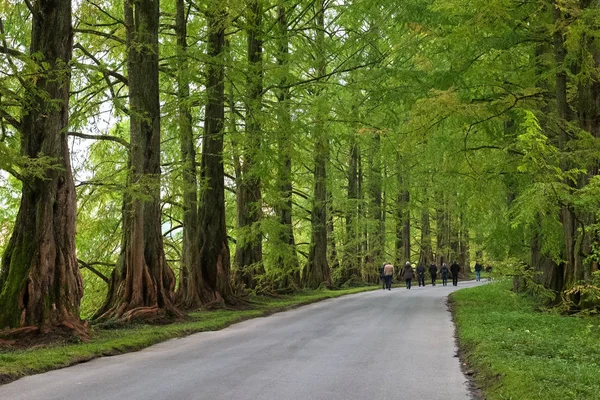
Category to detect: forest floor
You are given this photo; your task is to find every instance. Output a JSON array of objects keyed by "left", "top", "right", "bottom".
[
  {"left": 0, "top": 285, "right": 377, "bottom": 385},
  {"left": 451, "top": 280, "right": 600, "bottom": 400}
]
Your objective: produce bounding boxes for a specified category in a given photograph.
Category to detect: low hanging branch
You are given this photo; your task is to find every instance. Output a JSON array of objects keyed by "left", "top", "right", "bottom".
[{"left": 68, "top": 131, "right": 130, "bottom": 149}]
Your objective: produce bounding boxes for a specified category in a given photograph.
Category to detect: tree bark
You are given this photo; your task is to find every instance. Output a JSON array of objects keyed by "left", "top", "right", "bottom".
[
  {"left": 234, "top": 0, "right": 264, "bottom": 289},
  {"left": 367, "top": 133, "right": 383, "bottom": 272},
  {"left": 419, "top": 205, "right": 433, "bottom": 266},
  {"left": 272, "top": 0, "right": 300, "bottom": 289},
  {"left": 342, "top": 134, "right": 360, "bottom": 281},
  {"left": 305, "top": 0, "right": 330, "bottom": 288},
  {"left": 174, "top": 0, "right": 201, "bottom": 309},
  {"left": 196, "top": 3, "right": 236, "bottom": 303},
  {"left": 95, "top": 0, "right": 180, "bottom": 321},
  {"left": 0, "top": 0, "right": 86, "bottom": 335}
]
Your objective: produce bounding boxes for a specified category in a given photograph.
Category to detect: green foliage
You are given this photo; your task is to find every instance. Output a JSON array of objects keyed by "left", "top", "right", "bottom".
[{"left": 452, "top": 281, "right": 600, "bottom": 400}]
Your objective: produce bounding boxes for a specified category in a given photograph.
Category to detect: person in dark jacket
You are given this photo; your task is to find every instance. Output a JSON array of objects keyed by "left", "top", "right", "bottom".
[
  {"left": 402, "top": 262, "right": 414, "bottom": 289},
  {"left": 379, "top": 263, "right": 386, "bottom": 289},
  {"left": 440, "top": 263, "right": 449, "bottom": 286},
  {"left": 429, "top": 263, "right": 438, "bottom": 286},
  {"left": 474, "top": 261, "right": 483, "bottom": 282},
  {"left": 416, "top": 264, "right": 426, "bottom": 287},
  {"left": 450, "top": 260, "right": 460, "bottom": 286}
]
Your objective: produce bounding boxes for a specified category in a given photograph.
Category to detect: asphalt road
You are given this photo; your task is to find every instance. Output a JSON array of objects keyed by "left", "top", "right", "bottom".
[{"left": 0, "top": 281, "right": 483, "bottom": 400}]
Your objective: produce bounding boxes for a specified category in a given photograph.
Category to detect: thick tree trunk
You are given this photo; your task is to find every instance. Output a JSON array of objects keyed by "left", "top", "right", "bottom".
[
  {"left": 95, "top": 0, "right": 180, "bottom": 321},
  {"left": 174, "top": 0, "right": 201, "bottom": 309},
  {"left": 305, "top": 0, "right": 330, "bottom": 288},
  {"left": 196, "top": 4, "right": 235, "bottom": 304},
  {"left": 273, "top": 0, "right": 300, "bottom": 289},
  {"left": 0, "top": 0, "right": 85, "bottom": 334},
  {"left": 234, "top": 0, "right": 264, "bottom": 289}
]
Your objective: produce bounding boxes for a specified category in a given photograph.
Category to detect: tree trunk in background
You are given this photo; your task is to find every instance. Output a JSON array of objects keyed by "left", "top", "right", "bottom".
[
  {"left": 419, "top": 206, "right": 433, "bottom": 265},
  {"left": 174, "top": 0, "right": 200, "bottom": 309},
  {"left": 196, "top": 3, "right": 236, "bottom": 303},
  {"left": 575, "top": 24, "right": 600, "bottom": 282},
  {"left": 306, "top": 0, "right": 330, "bottom": 288},
  {"left": 0, "top": 0, "right": 86, "bottom": 334},
  {"left": 342, "top": 135, "right": 360, "bottom": 281},
  {"left": 327, "top": 192, "right": 340, "bottom": 271},
  {"left": 366, "top": 133, "right": 383, "bottom": 273},
  {"left": 553, "top": 3, "right": 579, "bottom": 290},
  {"left": 395, "top": 156, "right": 410, "bottom": 267},
  {"left": 96, "top": 0, "right": 180, "bottom": 321},
  {"left": 358, "top": 149, "right": 367, "bottom": 278},
  {"left": 274, "top": 0, "right": 300, "bottom": 289},
  {"left": 458, "top": 214, "right": 470, "bottom": 274},
  {"left": 435, "top": 192, "right": 449, "bottom": 266},
  {"left": 531, "top": 219, "right": 563, "bottom": 300},
  {"left": 235, "top": 0, "right": 264, "bottom": 289}
]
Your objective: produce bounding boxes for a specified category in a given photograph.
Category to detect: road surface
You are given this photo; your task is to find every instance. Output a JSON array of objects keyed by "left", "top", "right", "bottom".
[{"left": 0, "top": 281, "right": 483, "bottom": 400}]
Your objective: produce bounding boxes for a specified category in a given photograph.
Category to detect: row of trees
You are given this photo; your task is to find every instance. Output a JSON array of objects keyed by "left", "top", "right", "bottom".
[{"left": 1, "top": 0, "right": 599, "bottom": 333}]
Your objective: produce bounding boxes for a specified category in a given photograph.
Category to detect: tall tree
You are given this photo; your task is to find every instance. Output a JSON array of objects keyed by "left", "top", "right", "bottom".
[
  {"left": 174, "top": 0, "right": 200, "bottom": 308},
  {"left": 234, "top": 0, "right": 264, "bottom": 289},
  {"left": 305, "top": 0, "right": 330, "bottom": 288},
  {"left": 0, "top": 0, "right": 86, "bottom": 334},
  {"left": 196, "top": 1, "right": 236, "bottom": 303},
  {"left": 95, "top": 0, "right": 180, "bottom": 321},
  {"left": 273, "top": 0, "right": 300, "bottom": 289}
]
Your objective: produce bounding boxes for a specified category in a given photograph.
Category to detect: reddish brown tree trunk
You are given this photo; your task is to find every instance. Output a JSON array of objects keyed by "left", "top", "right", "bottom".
[
  {"left": 95, "top": 0, "right": 180, "bottom": 321},
  {"left": 195, "top": 3, "right": 236, "bottom": 304},
  {"left": 0, "top": 0, "right": 85, "bottom": 335}
]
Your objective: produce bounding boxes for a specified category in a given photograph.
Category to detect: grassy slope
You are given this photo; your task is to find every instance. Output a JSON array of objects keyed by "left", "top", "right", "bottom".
[
  {"left": 451, "top": 280, "right": 600, "bottom": 400},
  {"left": 0, "top": 286, "right": 376, "bottom": 384}
]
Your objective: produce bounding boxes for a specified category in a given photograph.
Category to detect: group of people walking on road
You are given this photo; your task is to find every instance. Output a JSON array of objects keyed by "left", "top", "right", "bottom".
[{"left": 379, "top": 260, "right": 463, "bottom": 290}]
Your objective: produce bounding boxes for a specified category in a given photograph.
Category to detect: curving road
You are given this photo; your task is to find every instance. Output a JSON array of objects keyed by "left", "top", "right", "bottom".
[{"left": 0, "top": 281, "right": 483, "bottom": 400}]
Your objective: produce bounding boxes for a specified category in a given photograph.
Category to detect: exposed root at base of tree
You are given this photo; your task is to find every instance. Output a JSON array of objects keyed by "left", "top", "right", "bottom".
[
  {"left": 95, "top": 304, "right": 185, "bottom": 325},
  {"left": 0, "top": 319, "right": 89, "bottom": 350}
]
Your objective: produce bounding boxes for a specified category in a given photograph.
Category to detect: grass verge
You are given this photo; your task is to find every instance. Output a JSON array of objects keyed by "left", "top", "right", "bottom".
[
  {"left": 0, "top": 286, "right": 376, "bottom": 385},
  {"left": 451, "top": 280, "right": 600, "bottom": 400}
]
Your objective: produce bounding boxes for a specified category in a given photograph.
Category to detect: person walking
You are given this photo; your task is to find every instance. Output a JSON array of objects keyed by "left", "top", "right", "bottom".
[
  {"left": 402, "top": 261, "right": 414, "bottom": 289},
  {"left": 379, "top": 263, "right": 386, "bottom": 290},
  {"left": 383, "top": 262, "right": 395, "bottom": 290},
  {"left": 416, "top": 263, "right": 426, "bottom": 287},
  {"left": 440, "top": 263, "right": 449, "bottom": 286},
  {"left": 429, "top": 262, "right": 438, "bottom": 286},
  {"left": 450, "top": 260, "right": 460, "bottom": 286},
  {"left": 474, "top": 261, "right": 483, "bottom": 282}
]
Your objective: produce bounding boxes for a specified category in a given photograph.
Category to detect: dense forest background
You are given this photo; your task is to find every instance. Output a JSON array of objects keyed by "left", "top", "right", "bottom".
[{"left": 0, "top": 0, "right": 599, "bottom": 332}]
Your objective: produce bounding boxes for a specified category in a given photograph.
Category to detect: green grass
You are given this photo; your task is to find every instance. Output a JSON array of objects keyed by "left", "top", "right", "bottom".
[
  {"left": 451, "top": 280, "right": 600, "bottom": 400},
  {"left": 0, "top": 286, "right": 376, "bottom": 384}
]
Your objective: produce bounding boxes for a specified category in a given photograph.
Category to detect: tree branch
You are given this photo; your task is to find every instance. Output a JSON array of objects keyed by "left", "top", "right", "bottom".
[
  {"left": 77, "top": 259, "right": 110, "bottom": 283},
  {"left": 68, "top": 131, "right": 130, "bottom": 149},
  {"left": 0, "top": 109, "right": 21, "bottom": 132}
]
